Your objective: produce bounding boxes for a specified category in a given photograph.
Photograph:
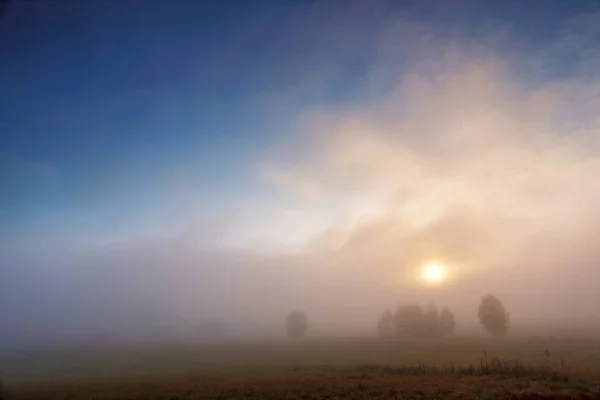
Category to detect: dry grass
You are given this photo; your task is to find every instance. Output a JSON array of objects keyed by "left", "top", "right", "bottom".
[
  {"left": 6, "top": 357, "right": 600, "bottom": 400},
  {"left": 3, "top": 338, "right": 600, "bottom": 399}
]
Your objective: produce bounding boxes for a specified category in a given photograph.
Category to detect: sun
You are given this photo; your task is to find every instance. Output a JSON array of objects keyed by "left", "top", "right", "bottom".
[{"left": 421, "top": 262, "right": 448, "bottom": 285}]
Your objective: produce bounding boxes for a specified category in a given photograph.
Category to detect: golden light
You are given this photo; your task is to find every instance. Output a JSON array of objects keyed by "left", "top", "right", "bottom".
[{"left": 421, "top": 262, "right": 448, "bottom": 285}]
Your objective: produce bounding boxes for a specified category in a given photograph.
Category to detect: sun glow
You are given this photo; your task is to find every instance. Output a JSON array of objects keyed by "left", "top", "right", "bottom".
[{"left": 421, "top": 262, "right": 448, "bottom": 285}]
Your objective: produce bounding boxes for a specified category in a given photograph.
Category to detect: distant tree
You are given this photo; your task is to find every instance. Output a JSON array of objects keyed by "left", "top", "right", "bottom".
[
  {"left": 377, "top": 309, "right": 394, "bottom": 337},
  {"left": 478, "top": 294, "right": 509, "bottom": 338},
  {"left": 385, "top": 303, "right": 456, "bottom": 339},
  {"left": 439, "top": 307, "right": 456, "bottom": 336},
  {"left": 423, "top": 304, "right": 440, "bottom": 337},
  {"left": 286, "top": 311, "right": 308, "bottom": 339},
  {"left": 394, "top": 304, "right": 426, "bottom": 337}
]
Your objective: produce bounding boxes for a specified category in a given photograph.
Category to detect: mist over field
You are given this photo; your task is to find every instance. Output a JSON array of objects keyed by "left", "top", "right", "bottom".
[{"left": 2, "top": 0, "right": 600, "bottom": 354}]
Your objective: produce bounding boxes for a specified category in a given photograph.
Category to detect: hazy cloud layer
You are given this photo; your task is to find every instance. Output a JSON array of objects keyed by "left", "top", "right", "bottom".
[
  {"left": 253, "top": 11, "right": 600, "bottom": 324},
  {"left": 3, "top": 5, "right": 600, "bottom": 348}
]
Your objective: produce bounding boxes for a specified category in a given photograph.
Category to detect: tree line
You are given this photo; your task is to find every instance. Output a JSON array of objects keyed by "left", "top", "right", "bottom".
[
  {"left": 284, "top": 294, "right": 510, "bottom": 339},
  {"left": 377, "top": 304, "right": 456, "bottom": 338}
]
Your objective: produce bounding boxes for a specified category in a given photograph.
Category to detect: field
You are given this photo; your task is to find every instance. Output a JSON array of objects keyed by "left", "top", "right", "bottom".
[{"left": 2, "top": 337, "right": 600, "bottom": 399}]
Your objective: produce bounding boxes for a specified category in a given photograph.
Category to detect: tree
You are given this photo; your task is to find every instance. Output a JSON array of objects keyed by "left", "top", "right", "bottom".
[
  {"left": 377, "top": 309, "right": 394, "bottom": 337},
  {"left": 394, "top": 304, "right": 426, "bottom": 337},
  {"left": 439, "top": 307, "right": 456, "bottom": 336},
  {"left": 423, "top": 304, "right": 440, "bottom": 337},
  {"left": 382, "top": 303, "right": 456, "bottom": 339},
  {"left": 478, "top": 294, "right": 509, "bottom": 338},
  {"left": 286, "top": 311, "right": 308, "bottom": 339}
]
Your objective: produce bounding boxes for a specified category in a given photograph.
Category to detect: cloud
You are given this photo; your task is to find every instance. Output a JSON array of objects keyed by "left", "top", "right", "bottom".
[
  {"left": 4, "top": 6, "right": 600, "bottom": 348},
  {"left": 250, "top": 11, "right": 600, "bottom": 322}
]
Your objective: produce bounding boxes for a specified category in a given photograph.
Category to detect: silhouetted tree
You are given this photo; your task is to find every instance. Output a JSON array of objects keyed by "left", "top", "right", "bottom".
[
  {"left": 384, "top": 303, "right": 456, "bottom": 338},
  {"left": 377, "top": 309, "right": 394, "bottom": 337},
  {"left": 439, "top": 307, "right": 456, "bottom": 336},
  {"left": 286, "top": 311, "right": 308, "bottom": 339},
  {"left": 394, "top": 304, "right": 428, "bottom": 337},
  {"left": 478, "top": 294, "right": 509, "bottom": 338},
  {"left": 423, "top": 304, "right": 440, "bottom": 336}
]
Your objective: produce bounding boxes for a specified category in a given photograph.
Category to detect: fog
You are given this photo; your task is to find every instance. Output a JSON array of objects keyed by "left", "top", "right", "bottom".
[{"left": 2, "top": 1, "right": 600, "bottom": 349}]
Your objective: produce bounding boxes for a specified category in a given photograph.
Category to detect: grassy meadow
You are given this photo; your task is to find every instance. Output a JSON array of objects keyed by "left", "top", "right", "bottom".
[{"left": 2, "top": 337, "right": 600, "bottom": 399}]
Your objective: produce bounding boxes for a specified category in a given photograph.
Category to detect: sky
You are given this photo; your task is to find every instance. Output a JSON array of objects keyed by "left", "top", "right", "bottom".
[{"left": 2, "top": 0, "right": 600, "bottom": 348}]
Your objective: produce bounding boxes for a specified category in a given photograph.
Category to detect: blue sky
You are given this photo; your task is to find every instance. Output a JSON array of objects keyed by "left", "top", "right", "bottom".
[
  {"left": 1, "top": 0, "right": 597, "bottom": 241},
  {"left": 2, "top": 0, "right": 600, "bottom": 348},
  {"left": 1, "top": 0, "right": 290, "bottom": 238}
]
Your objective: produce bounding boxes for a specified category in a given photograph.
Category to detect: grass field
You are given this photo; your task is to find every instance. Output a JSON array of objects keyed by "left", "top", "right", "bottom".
[{"left": 2, "top": 337, "right": 600, "bottom": 399}]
